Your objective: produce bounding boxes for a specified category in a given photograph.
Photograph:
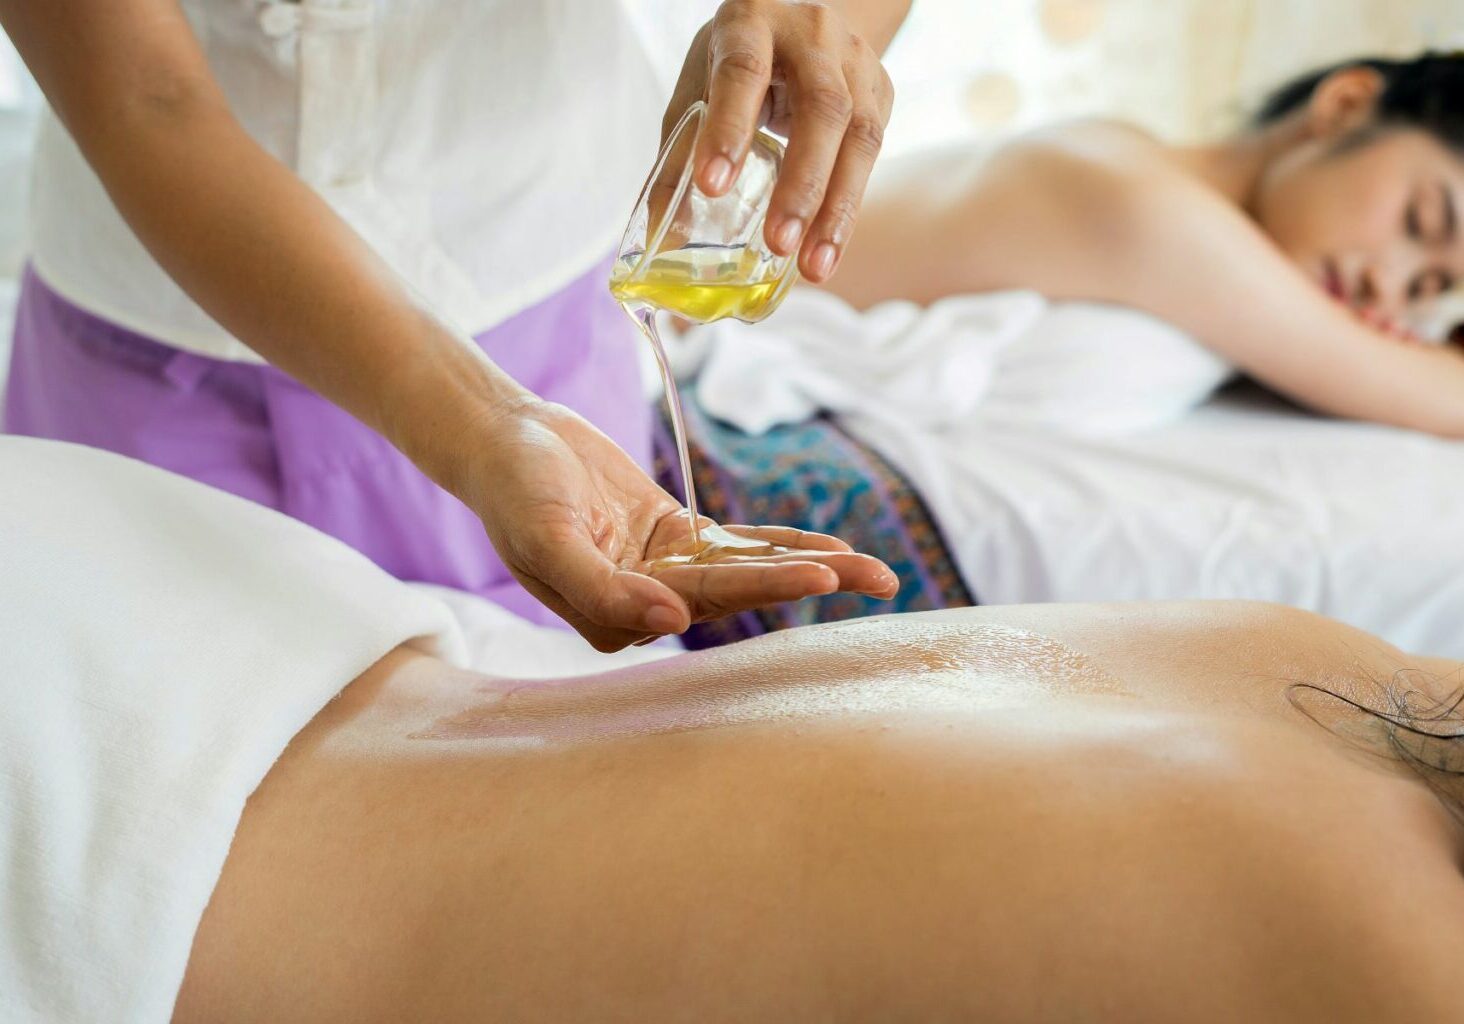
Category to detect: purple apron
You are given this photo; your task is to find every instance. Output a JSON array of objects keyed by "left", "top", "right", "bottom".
[{"left": 2, "top": 260, "right": 650, "bottom": 629}]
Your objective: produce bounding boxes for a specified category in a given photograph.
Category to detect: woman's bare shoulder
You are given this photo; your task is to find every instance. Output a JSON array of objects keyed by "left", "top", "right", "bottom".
[
  {"left": 871, "top": 117, "right": 1172, "bottom": 195},
  {"left": 991, "top": 117, "right": 1174, "bottom": 177},
  {"left": 1022, "top": 116, "right": 1163, "bottom": 150},
  {"left": 966, "top": 118, "right": 1203, "bottom": 252}
]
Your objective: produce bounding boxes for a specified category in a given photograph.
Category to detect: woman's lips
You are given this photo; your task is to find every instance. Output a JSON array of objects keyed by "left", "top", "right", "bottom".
[
  {"left": 1321, "top": 260, "right": 1347, "bottom": 302},
  {"left": 1312, "top": 259, "right": 1426, "bottom": 343}
]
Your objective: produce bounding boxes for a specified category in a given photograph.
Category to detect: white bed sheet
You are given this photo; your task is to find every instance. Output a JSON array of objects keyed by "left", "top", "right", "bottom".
[{"left": 852, "top": 384, "right": 1464, "bottom": 657}]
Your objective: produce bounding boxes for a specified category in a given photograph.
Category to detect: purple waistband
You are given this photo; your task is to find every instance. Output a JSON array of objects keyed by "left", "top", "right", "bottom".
[{"left": 4, "top": 260, "right": 652, "bottom": 628}]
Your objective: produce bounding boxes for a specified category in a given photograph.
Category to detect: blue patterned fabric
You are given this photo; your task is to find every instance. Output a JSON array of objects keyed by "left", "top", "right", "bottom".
[{"left": 653, "top": 385, "right": 974, "bottom": 648}]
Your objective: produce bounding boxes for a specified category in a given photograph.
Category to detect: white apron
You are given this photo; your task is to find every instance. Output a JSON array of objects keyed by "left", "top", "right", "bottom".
[{"left": 27, "top": 0, "right": 716, "bottom": 361}]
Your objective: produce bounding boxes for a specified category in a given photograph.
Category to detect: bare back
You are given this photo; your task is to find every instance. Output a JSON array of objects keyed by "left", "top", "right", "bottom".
[
  {"left": 176, "top": 602, "right": 1464, "bottom": 1022},
  {"left": 826, "top": 121, "right": 1188, "bottom": 308}
]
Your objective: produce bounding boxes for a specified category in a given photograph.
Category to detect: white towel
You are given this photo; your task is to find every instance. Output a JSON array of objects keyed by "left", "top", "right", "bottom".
[
  {"left": 0, "top": 438, "right": 465, "bottom": 1022},
  {"left": 692, "top": 288, "right": 1234, "bottom": 438},
  {"left": 418, "top": 583, "right": 679, "bottom": 678}
]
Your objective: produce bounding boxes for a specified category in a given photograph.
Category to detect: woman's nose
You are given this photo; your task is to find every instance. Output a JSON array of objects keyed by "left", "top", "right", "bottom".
[{"left": 1355, "top": 261, "right": 1410, "bottom": 319}]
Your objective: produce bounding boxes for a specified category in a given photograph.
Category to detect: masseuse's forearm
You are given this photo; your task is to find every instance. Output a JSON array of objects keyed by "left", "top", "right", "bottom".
[
  {"left": 88, "top": 101, "right": 523, "bottom": 492},
  {"left": 829, "top": 0, "right": 913, "bottom": 54},
  {"left": 0, "top": 0, "right": 526, "bottom": 499}
]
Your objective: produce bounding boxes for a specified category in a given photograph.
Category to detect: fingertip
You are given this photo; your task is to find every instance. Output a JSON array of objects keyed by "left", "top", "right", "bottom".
[
  {"left": 701, "top": 154, "right": 735, "bottom": 195},
  {"left": 645, "top": 604, "right": 689, "bottom": 635},
  {"left": 803, "top": 241, "right": 839, "bottom": 283},
  {"left": 866, "top": 568, "right": 900, "bottom": 600},
  {"left": 769, "top": 215, "right": 805, "bottom": 257},
  {"left": 811, "top": 565, "right": 840, "bottom": 595},
  {"left": 606, "top": 568, "right": 688, "bottom": 633}
]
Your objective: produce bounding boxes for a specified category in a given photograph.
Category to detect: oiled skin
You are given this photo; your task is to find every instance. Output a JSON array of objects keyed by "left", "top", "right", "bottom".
[{"left": 176, "top": 602, "right": 1464, "bottom": 1022}]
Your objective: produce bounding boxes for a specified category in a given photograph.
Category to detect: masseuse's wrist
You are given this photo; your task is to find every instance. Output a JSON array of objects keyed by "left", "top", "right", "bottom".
[{"left": 379, "top": 317, "right": 538, "bottom": 505}]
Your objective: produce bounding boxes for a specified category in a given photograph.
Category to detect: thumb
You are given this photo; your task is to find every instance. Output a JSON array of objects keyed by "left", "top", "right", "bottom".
[{"left": 526, "top": 529, "right": 691, "bottom": 637}]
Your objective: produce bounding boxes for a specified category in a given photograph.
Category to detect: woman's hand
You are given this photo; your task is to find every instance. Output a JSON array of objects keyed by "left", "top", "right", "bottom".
[
  {"left": 466, "top": 399, "right": 899, "bottom": 652},
  {"left": 664, "top": 0, "right": 900, "bottom": 284}
]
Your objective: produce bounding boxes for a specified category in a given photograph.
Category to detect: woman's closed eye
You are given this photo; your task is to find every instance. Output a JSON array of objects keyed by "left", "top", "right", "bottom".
[
  {"left": 1406, "top": 183, "right": 1457, "bottom": 246},
  {"left": 1405, "top": 185, "right": 1458, "bottom": 302},
  {"left": 1409, "top": 268, "right": 1454, "bottom": 302}
]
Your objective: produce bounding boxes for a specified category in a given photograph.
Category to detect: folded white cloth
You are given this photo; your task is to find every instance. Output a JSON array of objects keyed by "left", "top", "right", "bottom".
[
  {"left": 692, "top": 287, "right": 1234, "bottom": 438},
  {"left": 418, "top": 583, "right": 679, "bottom": 678},
  {"left": 0, "top": 438, "right": 466, "bottom": 1022}
]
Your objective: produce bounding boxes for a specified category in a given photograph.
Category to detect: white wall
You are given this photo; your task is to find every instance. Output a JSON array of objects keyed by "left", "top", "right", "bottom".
[
  {"left": 2, "top": 2, "right": 1460, "bottom": 254},
  {"left": 881, "top": 0, "right": 1464, "bottom": 157}
]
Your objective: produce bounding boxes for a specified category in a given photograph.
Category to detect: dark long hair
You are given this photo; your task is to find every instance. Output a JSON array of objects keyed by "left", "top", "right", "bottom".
[
  {"left": 1255, "top": 51, "right": 1464, "bottom": 150},
  {"left": 1289, "top": 673, "right": 1464, "bottom": 821}
]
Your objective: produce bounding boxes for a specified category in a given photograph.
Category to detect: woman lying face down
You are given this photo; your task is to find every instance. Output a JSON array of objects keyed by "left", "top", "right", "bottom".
[
  {"left": 177, "top": 598, "right": 1464, "bottom": 1022},
  {"left": 6, "top": 438, "right": 1461, "bottom": 1021},
  {"left": 825, "top": 53, "right": 1464, "bottom": 436}
]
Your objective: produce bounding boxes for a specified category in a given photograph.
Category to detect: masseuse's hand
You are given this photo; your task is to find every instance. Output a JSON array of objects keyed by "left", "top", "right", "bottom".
[
  {"left": 664, "top": 0, "right": 897, "bottom": 284},
  {"left": 469, "top": 399, "right": 899, "bottom": 652}
]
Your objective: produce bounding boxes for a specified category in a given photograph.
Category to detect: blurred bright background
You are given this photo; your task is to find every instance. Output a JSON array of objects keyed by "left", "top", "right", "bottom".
[
  {"left": 880, "top": 0, "right": 1463, "bottom": 157},
  {"left": 0, "top": 0, "right": 1460, "bottom": 275},
  {"left": 0, "top": 31, "right": 36, "bottom": 282}
]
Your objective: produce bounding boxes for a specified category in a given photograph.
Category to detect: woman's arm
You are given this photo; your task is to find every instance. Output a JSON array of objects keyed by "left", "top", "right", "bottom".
[
  {"left": 0, "top": 0, "right": 898, "bottom": 650},
  {"left": 843, "top": 129, "right": 1464, "bottom": 437},
  {"left": 1070, "top": 148, "right": 1464, "bottom": 437},
  {"left": 0, "top": 0, "right": 521, "bottom": 481}
]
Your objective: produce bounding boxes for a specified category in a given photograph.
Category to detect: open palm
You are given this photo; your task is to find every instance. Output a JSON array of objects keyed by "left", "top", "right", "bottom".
[{"left": 470, "top": 399, "right": 898, "bottom": 651}]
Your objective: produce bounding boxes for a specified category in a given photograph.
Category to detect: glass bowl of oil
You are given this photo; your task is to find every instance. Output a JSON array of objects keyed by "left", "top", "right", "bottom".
[
  {"left": 609, "top": 100, "right": 798, "bottom": 563},
  {"left": 610, "top": 100, "right": 799, "bottom": 326}
]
